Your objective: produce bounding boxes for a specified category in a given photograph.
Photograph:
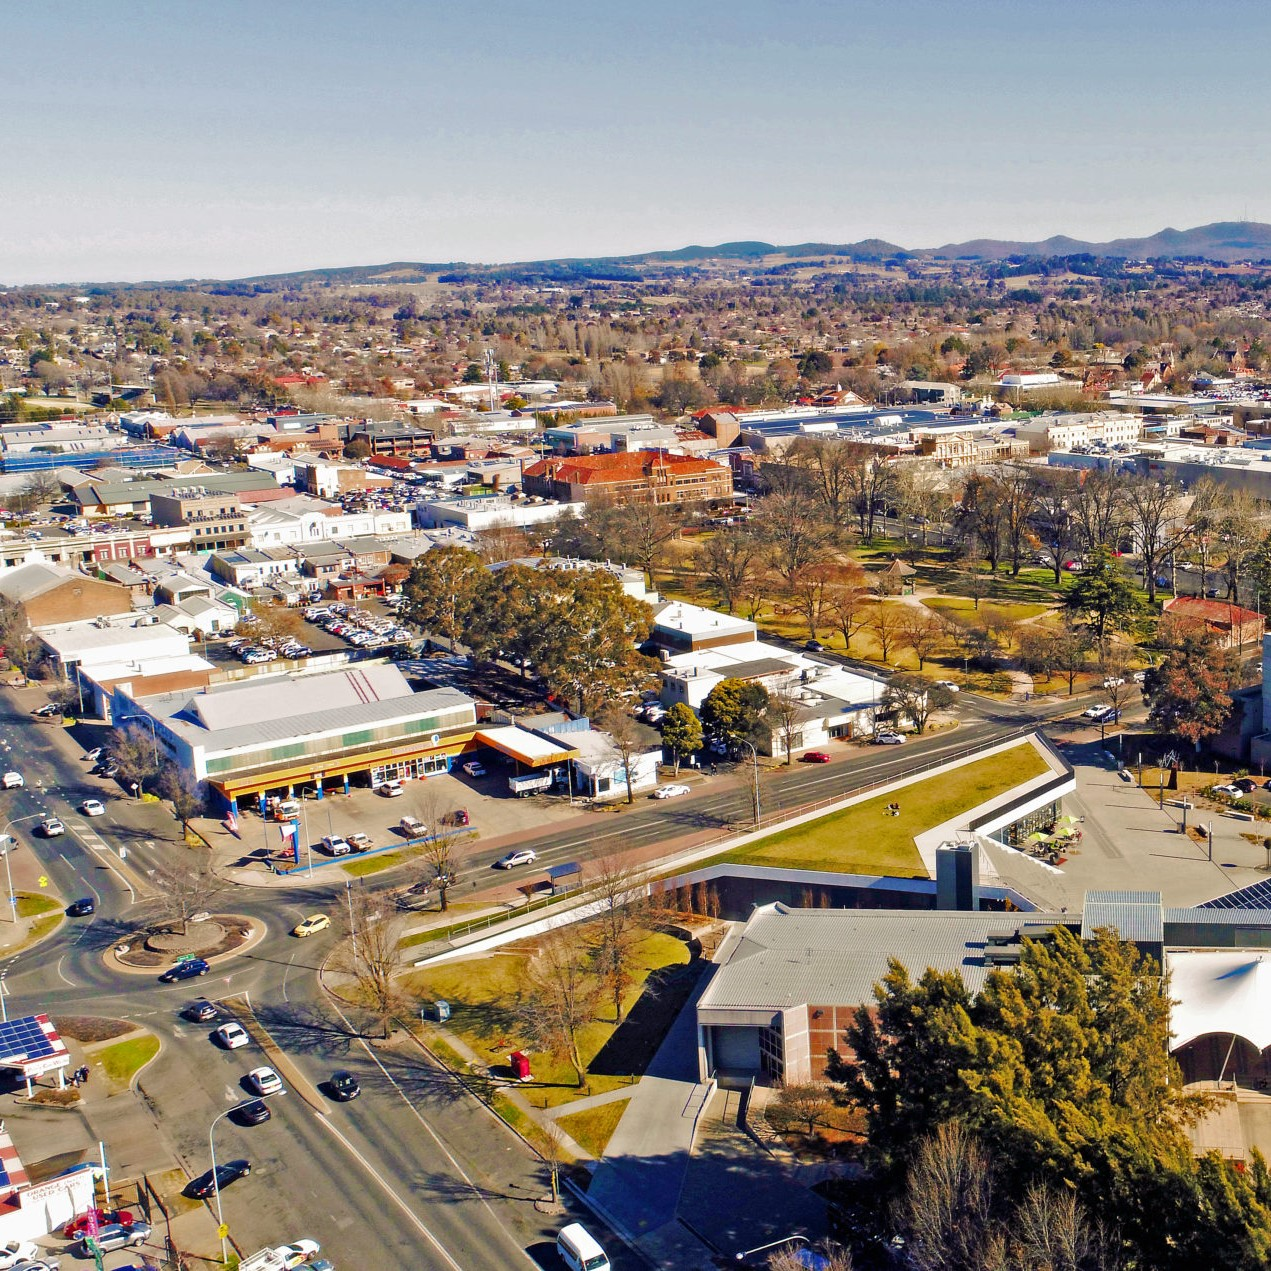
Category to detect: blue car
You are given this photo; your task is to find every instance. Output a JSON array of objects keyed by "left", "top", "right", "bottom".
[{"left": 159, "top": 958, "right": 210, "bottom": 983}]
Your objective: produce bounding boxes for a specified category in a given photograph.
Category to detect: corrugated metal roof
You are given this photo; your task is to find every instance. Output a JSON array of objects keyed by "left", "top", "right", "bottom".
[
  {"left": 1082, "top": 892, "right": 1164, "bottom": 943},
  {"left": 698, "top": 905, "right": 1048, "bottom": 1015}
]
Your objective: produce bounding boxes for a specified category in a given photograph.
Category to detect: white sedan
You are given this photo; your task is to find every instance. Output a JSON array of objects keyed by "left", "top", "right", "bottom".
[
  {"left": 215, "top": 1022, "right": 250, "bottom": 1050},
  {"left": 275, "top": 1241, "right": 320, "bottom": 1269},
  {"left": 932, "top": 680, "right": 960, "bottom": 693},
  {"left": 79, "top": 799, "right": 106, "bottom": 817},
  {"left": 247, "top": 1066, "right": 283, "bottom": 1096},
  {"left": 0, "top": 1240, "right": 38, "bottom": 1270},
  {"left": 652, "top": 784, "right": 691, "bottom": 800}
]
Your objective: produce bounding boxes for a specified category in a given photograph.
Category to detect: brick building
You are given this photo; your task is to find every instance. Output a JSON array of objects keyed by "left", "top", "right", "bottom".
[{"left": 522, "top": 451, "right": 732, "bottom": 506}]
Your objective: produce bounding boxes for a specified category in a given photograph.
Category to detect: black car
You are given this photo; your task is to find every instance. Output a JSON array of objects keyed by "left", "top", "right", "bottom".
[
  {"left": 66, "top": 897, "right": 96, "bottom": 917},
  {"left": 185, "top": 999, "right": 220, "bottom": 1023},
  {"left": 158, "top": 958, "right": 209, "bottom": 983},
  {"left": 234, "top": 1099, "right": 271, "bottom": 1126},
  {"left": 1234, "top": 777, "right": 1259, "bottom": 794},
  {"left": 186, "top": 1159, "right": 251, "bottom": 1198},
  {"left": 329, "top": 1070, "right": 360, "bottom": 1101}
]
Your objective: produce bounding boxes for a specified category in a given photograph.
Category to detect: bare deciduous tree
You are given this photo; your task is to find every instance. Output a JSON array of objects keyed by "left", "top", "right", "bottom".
[
  {"left": 515, "top": 926, "right": 601, "bottom": 1088},
  {"left": 696, "top": 528, "right": 759, "bottom": 614},
  {"left": 111, "top": 723, "right": 160, "bottom": 793},
  {"left": 768, "top": 1243, "right": 854, "bottom": 1271},
  {"left": 156, "top": 762, "right": 206, "bottom": 840},
  {"left": 868, "top": 603, "right": 905, "bottom": 664},
  {"left": 597, "top": 705, "right": 648, "bottom": 805},
  {"left": 406, "top": 784, "right": 466, "bottom": 911},
  {"left": 900, "top": 609, "right": 945, "bottom": 670},
  {"left": 334, "top": 886, "right": 408, "bottom": 1039},
  {"left": 903, "top": 1122, "right": 1005, "bottom": 1271},
  {"left": 763, "top": 678, "right": 805, "bottom": 766},
  {"left": 586, "top": 852, "right": 649, "bottom": 1026},
  {"left": 145, "top": 856, "right": 224, "bottom": 936},
  {"left": 768, "top": 1081, "right": 835, "bottom": 1137}
]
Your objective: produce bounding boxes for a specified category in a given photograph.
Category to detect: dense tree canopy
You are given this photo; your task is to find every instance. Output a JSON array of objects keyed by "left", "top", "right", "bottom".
[{"left": 828, "top": 927, "right": 1271, "bottom": 1269}]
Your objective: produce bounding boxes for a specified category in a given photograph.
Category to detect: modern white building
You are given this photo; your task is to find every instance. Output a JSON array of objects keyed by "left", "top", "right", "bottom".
[
  {"left": 246, "top": 495, "right": 411, "bottom": 548},
  {"left": 1013, "top": 412, "right": 1144, "bottom": 453},
  {"left": 415, "top": 494, "right": 569, "bottom": 532}
]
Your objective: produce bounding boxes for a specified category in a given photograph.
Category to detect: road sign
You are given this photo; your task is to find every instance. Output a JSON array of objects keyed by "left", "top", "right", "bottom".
[
  {"left": 174, "top": 953, "right": 196, "bottom": 963},
  {"left": 118, "top": 847, "right": 127, "bottom": 860},
  {"left": 216, "top": 1223, "right": 229, "bottom": 1240},
  {"left": 37, "top": 876, "right": 48, "bottom": 888}
]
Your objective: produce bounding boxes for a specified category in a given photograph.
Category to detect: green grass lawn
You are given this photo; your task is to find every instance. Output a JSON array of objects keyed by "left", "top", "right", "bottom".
[
  {"left": 16, "top": 893, "right": 60, "bottom": 917},
  {"left": 556, "top": 1098, "right": 631, "bottom": 1158},
  {"left": 922, "top": 596, "right": 1051, "bottom": 622},
  {"left": 406, "top": 930, "right": 692, "bottom": 1109},
  {"left": 95, "top": 1034, "right": 160, "bottom": 1089},
  {"left": 719, "top": 743, "right": 1049, "bottom": 876},
  {"left": 342, "top": 849, "right": 416, "bottom": 877}
]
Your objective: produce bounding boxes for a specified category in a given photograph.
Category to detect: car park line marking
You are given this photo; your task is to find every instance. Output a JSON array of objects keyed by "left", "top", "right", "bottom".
[
  {"left": 324, "top": 997, "right": 536, "bottom": 1266},
  {"left": 313, "top": 1114, "right": 465, "bottom": 1271}
]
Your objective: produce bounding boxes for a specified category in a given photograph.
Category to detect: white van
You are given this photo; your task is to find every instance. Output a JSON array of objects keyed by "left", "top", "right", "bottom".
[{"left": 556, "top": 1223, "right": 610, "bottom": 1271}]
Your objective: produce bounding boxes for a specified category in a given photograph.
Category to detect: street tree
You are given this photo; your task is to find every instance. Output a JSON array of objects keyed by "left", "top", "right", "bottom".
[
  {"left": 145, "top": 855, "right": 224, "bottom": 936},
  {"left": 0, "top": 598, "right": 38, "bottom": 674},
  {"left": 607, "top": 502, "right": 680, "bottom": 587},
  {"left": 597, "top": 704, "right": 648, "bottom": 805},
  {"left": 1031, "top": 469, "right": 1080, "bottom": 585},
  {"left": 839, "top": 442, "right": 898, "bottom": 540},
  {"left": 111, "top": 722, "right": 161, "bottom": 793},
  {"left": 956, "top": 473, "right": 1008, "bottom": 573},
  {"left": 790, "top": 560, "right": 839, "bottom": 641},
  {"left": 994, "top": 464, "right": 1041, "bottom": 576},
  {"left": 515, "top": 925, "right": 601, "bottom": 1087},
  {"left": 763, "top": 679, "right": 805, "bottom": 765},
  {"left": 785, "top": 435, "right": 859, "bottom": 526},
  {"left": 247, "top": 598, "right": 304, "bottom": 648},
  {"left": 883, "top": 673, "right": 954, "bottom": 734},
  {"left": 406, "top": 784, "right": 466, "bottom": 911},
  {"left": 695, "top": 527, "right": 759, "bottom": 614},
  {"left": 1069, "top": 467, "right": 1127, "bottom": 556},
  {"left": 336, "top": 885, "right": 407, "bottom": 1038},
  {"left": 700, "top": 677, "right": 769, "bottom": 749},
  {"left": 1063, "top": 544, "right": 1138, "bottom": 646},
  {"left": 402, "top": 545, "right": 489, "bottom": 651},
  {"left": 1145, "top": 615, "right": 1243, "bottom": 747},
  {"left": 156, "top": 762, "right": 206, "bottom": 840},
  {"left": 659, "top": 702, "right": 702, "bottom": 774}
]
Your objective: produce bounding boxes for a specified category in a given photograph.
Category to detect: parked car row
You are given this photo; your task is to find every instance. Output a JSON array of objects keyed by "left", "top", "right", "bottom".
[{"left": 304, "top": 603, "right": 411, "bottom": 653}]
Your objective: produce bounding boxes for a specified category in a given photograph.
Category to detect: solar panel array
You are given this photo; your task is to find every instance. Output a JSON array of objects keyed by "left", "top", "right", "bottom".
[
  {"left": 0, "top": 1016, "right": 57, "bottom": 1062},
  {"left": 1198, "top": 878, "right": 1271, "bottom": 911}
]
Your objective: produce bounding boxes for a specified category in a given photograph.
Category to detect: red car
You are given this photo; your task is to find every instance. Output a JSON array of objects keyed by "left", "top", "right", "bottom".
[
  {"left": 65, "top": 1209, "right": 134, "bottom": 1239},
  {"left": 801, "top": 751, "right": 831, "bottom": 763}
]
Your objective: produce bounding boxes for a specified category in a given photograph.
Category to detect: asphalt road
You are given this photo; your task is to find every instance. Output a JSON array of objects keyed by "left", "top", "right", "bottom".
[{"left": 0, "top": 683, "right": 1081, "bottom": 1269}]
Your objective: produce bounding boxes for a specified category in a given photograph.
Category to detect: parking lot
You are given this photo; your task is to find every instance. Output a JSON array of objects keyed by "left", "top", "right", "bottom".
[{"left": 225, "top": 756, "right": 608, "bottom": 873}]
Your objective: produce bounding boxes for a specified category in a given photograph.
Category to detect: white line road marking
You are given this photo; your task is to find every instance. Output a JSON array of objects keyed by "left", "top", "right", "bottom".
[
  {"left": 55, "top": 957, "right": 74, "bottom": 987},
  {"left": 282, "top": 954, "right": 295, "bottom": 1003},
  {"left": 313, "top": 1114, "right": 465, "bottom": 1271},
  {"left": 324, "top": 996, "right": 536, "bottom": 1267}
]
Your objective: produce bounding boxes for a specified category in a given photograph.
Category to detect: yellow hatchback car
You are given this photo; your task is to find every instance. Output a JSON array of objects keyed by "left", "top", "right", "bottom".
[{"left": 292, "top": 913, "right": 331, "bottom": 938}]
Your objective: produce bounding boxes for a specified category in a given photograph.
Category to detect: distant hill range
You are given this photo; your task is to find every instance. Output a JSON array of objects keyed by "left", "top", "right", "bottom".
[{"left": 180, "top": 221, "right": 1271, "bottom": 290}]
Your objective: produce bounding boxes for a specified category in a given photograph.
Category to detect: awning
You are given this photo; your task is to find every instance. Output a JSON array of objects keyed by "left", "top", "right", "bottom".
[
  {"left": 1166, "top": 951, "right": 1271, "bottom": 1052},
  {"left": 475, "top": 725, "right": 578, "bottom": 768}
]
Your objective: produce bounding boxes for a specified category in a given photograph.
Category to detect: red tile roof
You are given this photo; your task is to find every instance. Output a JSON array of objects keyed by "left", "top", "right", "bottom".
[
  {"left": 524, "top": 451, "right": 726, "bottom": 485},
  {"left": 1163, "top": 596, "right": 1263, "bottom": 628}
]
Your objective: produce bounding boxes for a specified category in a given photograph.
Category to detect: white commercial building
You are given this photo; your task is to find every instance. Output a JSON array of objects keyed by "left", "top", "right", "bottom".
[{"left": 415, "top": 494, "right": 570, "bottom": 532}]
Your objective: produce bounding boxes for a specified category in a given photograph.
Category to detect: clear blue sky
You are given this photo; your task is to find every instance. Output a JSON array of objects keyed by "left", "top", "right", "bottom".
[{"left": 4, "top": 0, "right": 1269, "bottom": 283}]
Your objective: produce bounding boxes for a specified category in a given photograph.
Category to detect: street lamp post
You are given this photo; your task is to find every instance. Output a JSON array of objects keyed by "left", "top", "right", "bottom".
[
  {"left": 735, "top": 1234, "right": 808, "bottom": 1262},
  {"left": 208, "top": 1095, "right": 276, "bottom": 1263},
  {"left": 737, "top": 740, "right": 760, "bottom": 829},
  {"left": 2, "top": 814, "right": 43, "bottom": 924}
]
